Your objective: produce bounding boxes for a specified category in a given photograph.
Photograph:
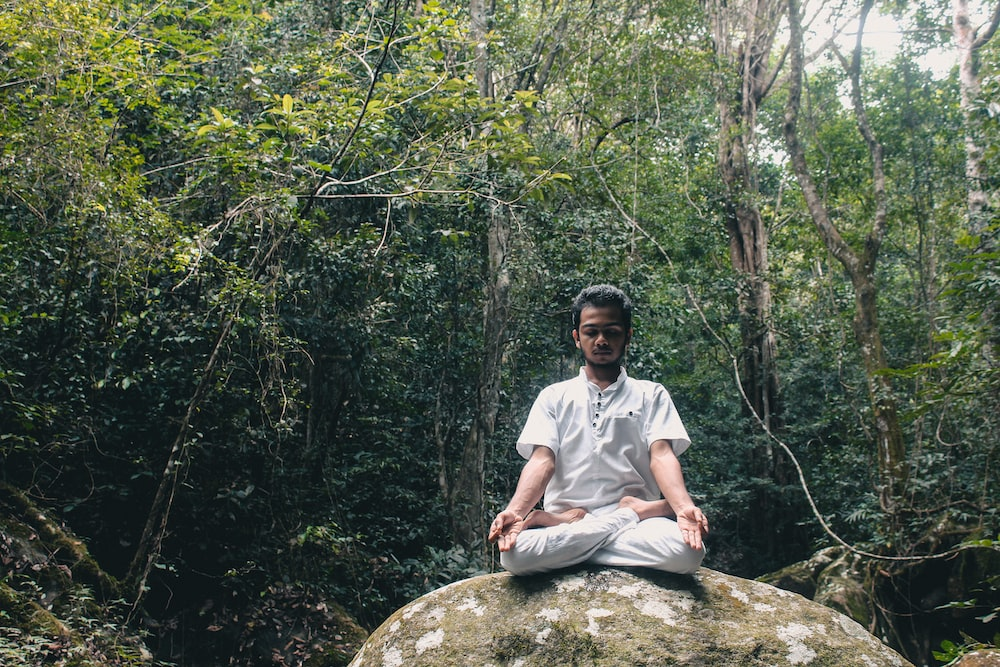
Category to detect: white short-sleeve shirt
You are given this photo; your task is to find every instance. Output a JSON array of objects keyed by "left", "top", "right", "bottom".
[{"left": 516, "top": 367, "right": 690, "bottom": 514}]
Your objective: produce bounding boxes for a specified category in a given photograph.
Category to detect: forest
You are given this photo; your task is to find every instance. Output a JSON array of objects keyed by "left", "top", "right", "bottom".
[{"left": 0, "top": 0, "right": 997, "bottom": 665}]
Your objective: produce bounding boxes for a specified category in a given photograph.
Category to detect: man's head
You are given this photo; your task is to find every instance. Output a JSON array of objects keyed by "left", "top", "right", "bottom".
[
  {"left": 571, "top": 285, "right": 633, "bottom": 370},
  {"left": 571, "top": 284, "right": 633, "bottom": 333}
]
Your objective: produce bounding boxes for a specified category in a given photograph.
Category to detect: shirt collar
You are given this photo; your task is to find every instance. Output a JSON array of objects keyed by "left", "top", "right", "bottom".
[{"left": 578, "top": 366, "right": 628, "bottom": 392}]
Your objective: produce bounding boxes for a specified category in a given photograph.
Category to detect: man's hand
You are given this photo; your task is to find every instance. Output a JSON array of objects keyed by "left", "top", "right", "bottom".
[
  {"left": 675, "top": 505, "right": 709, "bottom": 550},
  {"left": 487, "top": 510, "right": 525, "bottom": 552}
]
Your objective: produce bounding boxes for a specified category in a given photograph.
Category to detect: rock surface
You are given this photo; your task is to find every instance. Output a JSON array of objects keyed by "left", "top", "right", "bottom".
[
  {"left": 954, "top": 650, "right": 1000, "bottom": 667},
  {"left": 348, "top": 566, "right": 912, "bottom": 666}
]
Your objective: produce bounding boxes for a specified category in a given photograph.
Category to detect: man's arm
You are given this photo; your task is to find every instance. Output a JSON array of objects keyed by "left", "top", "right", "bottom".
[
  {"left": 649, "top": 439, "right": 709, "bottom": 549},
  {"left": 487, "top": 445, "right": 555, "bottom": 551}
]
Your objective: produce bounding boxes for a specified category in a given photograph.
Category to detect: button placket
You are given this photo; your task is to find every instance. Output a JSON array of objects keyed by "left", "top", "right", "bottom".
[{"left": 592, "top": 391, "right": 603, "bottom": 429}]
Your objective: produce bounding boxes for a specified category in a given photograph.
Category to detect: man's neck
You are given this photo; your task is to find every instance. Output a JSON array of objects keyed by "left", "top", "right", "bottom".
[{"left": 584, "top": 363, "right": 621, "bottom": 390}]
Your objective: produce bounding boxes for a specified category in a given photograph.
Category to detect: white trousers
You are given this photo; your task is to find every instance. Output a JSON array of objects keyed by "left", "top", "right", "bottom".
[{"left": 499, "top": 508, "right": 705, "bottom": 576}]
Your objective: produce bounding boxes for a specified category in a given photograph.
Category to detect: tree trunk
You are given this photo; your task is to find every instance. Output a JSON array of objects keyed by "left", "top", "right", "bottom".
[
  {"left": 708, "top": 0, "right": 784, "bottom": 432},
  {"left": 449, "top": 0, "right": 510, "bottom": 551},
  {"left": 707, "top": 0, "right": 785, "bottom": 554},
  {"left": 451, "top": 204, "right": 511, "bottom": 549},
  {"left": 125, "top": 314, "right": 235, "bottom": 601},
  {"left": 953, "top": 0, "right": 1000, "bottom": 232},
  {"left": 470, "top": 0, "right": 493, "bottom": 99},
  {"left": 849, "top": 269, "right": 906, "bottom": 510},
  {"left": 783, "top": 0, "right": 908, "bottom": 512}
]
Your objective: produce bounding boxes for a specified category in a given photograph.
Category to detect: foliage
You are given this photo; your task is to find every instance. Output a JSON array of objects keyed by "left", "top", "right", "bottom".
[{"left": 933, "top": 633, "right": 1000, "bottom": 665}]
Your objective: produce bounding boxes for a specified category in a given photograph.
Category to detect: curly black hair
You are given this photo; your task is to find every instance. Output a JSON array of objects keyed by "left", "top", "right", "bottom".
[{"left": 571, "top": 284, "right": 633, "bottom": 331}]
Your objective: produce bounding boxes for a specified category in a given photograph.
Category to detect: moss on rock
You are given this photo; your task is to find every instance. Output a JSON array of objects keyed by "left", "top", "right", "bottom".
[
  {"left": 757, "top": 546, "right": 842, "bottom": 600},
  {"left": 814, "top": 551, "right": 871, "bottom": 627},
  {"left": 0, "top": 484, "right": 150, "bottom": 665},
  {"left": 0, "top": 484, "right": 120, "bottom": 601}
]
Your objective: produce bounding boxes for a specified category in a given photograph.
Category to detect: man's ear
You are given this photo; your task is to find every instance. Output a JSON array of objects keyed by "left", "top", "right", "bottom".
[
  {"left": 626, "top": 328, "right": 633, "bottom": 345},
  {"left": 572, "top": 328, "right": 581, "bottom": 348}
]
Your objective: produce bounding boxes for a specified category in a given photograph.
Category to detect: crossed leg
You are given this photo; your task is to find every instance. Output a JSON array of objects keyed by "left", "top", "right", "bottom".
[{"left": 499, "top": 497, "right": 704, "bottom": 576}]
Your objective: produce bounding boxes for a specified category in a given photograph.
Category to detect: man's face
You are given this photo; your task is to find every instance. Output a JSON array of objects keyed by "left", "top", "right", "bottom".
[{"left": 573, "top": 304, "right": 632, "bottom": 368}]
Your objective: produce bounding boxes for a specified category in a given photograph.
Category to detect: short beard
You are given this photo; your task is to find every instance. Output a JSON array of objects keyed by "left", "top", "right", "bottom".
[{"left": 584, "top": 352, "right": 624, "bottom": 369}]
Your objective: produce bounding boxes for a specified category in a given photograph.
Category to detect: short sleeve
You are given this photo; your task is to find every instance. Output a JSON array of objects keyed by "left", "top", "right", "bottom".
[
  {"left": 645, "top": 384, "right": 691, "bottom": 457},
  {"left": 515, "top": 388, "right": 560, "bottom": 460}
]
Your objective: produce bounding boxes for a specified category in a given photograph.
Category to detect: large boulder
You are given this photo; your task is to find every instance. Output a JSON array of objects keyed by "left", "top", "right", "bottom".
[{"left": 349, "top": 566, "right": 912, "bottom": 666}]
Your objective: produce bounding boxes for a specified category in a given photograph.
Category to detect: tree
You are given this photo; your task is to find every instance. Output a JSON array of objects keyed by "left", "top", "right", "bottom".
[
  {"left": 444, "top": 0, "right": 510, "bottom": 552},
  {"left": 706, "top": 0, "right": 785, "bottom": 434},
  {"left": 703, "top": 0, "right": 792, "bottom": 560},
  {"left": 783, "top": 0, "right": 908, "bottom": 511}
]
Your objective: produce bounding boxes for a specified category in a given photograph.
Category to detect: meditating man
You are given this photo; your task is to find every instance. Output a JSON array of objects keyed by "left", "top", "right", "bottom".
[{"left": 487, "top": 284, "right": 708, "bottom": 575}]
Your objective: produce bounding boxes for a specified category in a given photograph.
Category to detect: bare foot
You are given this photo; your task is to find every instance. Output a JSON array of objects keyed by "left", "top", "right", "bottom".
[
  {"left": 522, "top": 507, "right": 587, "bottom": 530},
  {"left": 618, "top": 496, "right": 674, "bottom": 521}
]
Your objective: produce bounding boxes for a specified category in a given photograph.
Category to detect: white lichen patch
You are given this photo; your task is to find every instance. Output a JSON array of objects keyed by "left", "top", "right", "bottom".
[
  {"left": 388, "top": 620, "right": 400, "bottom": 633},
  {"left": 634, "top": 593, "right": 694, "bottom": 627},
  {"left": 381, "top": 646, "right": 404, "bottom": 667},
  {"left": 611, "top": 580, "right": 696, "bottom": 628},
  {"left": 424, "top": 606, "right": 446, "bottom": 623},
  {"left": 752, "top": 602, "right": 777, "bottom": 613},
  {"left": 535, "top": 627, "right": 552, "bottom": 643},
  {"left": 752, "top": 579, "right": 796, "bottom": 598},
  {"left": 777, "top": 623, "right": 818, "bottom": 665},
  {"left": 858, "top": 647, "right": 903, "bottom": 667},
  {"left": 536, "top": 607, "right": 563, "bottom": 622},
  {"left": 723, "top": 582, "right": 750, "bottom": 604},
  {"left": 414, "top": 628, "right": 444, "bottom": 654},
  {"left": 456, "top": 596, "right": 485, "bottom": 616},
  {"left": 834, "top": 614, "right": 870, "bottom": 640},
  {"left": 401, "top": 601, "right": 426, "bottom": 620},
  {"left": 611, "top": 582, "right": 646, "bottom": 599},
  {"left": 585, "top": 608, "right": 614, "bottom": 636},
  {"left": 555, "top": 574, "right": 586, "bottom": 592}
]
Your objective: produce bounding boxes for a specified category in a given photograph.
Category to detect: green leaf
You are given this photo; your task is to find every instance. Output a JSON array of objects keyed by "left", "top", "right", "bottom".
[{"left": 307, "top": 160, "right": 332, "bottom": 173}]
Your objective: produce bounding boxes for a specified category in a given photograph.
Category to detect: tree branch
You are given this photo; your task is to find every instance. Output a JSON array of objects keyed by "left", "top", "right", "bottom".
[
  {"left": 299, "top": 0, "right": 402, "bottom": 219},
  {"left": 973, "top": 0, "right": 1000, "bottom": 48},
  {"left": 783, "top": 0, "right": 859, "bottom": 274}
]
